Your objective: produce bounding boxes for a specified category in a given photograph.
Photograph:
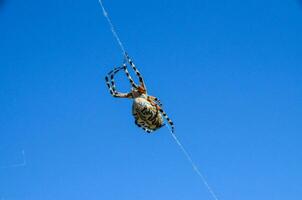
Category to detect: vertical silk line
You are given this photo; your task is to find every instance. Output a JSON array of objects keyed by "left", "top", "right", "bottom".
[
  {"left": 98, "top": 0, "right": 127, "bottom": 57},
  {"left": 167, "top": 126, "right": 219, "bottom": 200}
]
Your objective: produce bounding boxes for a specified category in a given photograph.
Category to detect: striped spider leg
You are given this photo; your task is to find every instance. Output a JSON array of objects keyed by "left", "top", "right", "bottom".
[
  {"left": 124, "top": 53, "right": 162, "bottom": 106},
  {"left": 158, "top": 107, "right": 175, "bottom": 133},
  {"left": 148, "top": 95, "right": 163, "bottom": 107},
  {"left": 105, "top": 62, "right": 144, "bottom": 98},
  {"left": 124, "top": 52, "right": 146, "bottom": 90},
  {"left": 105, "top": 66, "right": 132, "bottom": 98},
  {"left": 121, "top": 63, "right": 139, "bottom": 89},
  {"left": 134, "top": 120, "right": 153, "bottom": 133},
  {"left": 147, "top": 95, "right": 175, "bottom": 133}
]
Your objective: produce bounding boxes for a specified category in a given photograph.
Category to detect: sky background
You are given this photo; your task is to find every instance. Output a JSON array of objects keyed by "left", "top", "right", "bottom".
[{"left": 1, "top": 0, "right": 302, "bottom": 199}]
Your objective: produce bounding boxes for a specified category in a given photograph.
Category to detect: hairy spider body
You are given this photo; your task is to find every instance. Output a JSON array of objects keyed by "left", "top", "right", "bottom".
[{"left": 105, "top": 53, "right": 174, "bottom": 133}]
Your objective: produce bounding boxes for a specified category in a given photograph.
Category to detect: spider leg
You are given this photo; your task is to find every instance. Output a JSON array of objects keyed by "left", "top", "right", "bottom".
[
  {"left": 135, "top": 120, "right": 153, "bottom": 133},
  {"left": 105, "top": 66, "right": 122, "bottom": 95},
  {"left": 121, "top": 63, "right": 138, "bottom": 89},
  {"left": 105, "top": 66, "right": 132, "bottom": 98},
  {"left": 125, "top": 53, "right": 147, "bottom": 90},
  {"left": 148, "top": 96, "right": 163, "bottom": 107},
  {"left": 158, "top": 108, "right": 175, "bottom": 133},
  {"left": 134, "top": 120, "right": 153, "bottom": 133},
  {"left": 153, "top": 97, "right": 162, "bottom": 107}
]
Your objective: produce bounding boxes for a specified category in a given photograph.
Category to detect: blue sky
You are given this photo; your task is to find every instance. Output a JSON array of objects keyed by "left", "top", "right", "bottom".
[{"left": 1, "top": 0, "right": 302, "bottom": 199}]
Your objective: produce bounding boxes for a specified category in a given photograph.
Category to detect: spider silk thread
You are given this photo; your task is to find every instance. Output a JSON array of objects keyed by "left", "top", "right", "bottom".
[
  {"left": 98, "top": 0, "right": 127, "bottom": 57},
  {"left": 98, "top": 1, "right": 219, "bottom": 199},
  {"left": 166, "top": 125, "right": 219, "bottom": 200}
]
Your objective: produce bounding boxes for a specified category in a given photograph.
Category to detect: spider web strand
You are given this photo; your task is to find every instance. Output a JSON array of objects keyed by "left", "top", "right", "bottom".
[
  {"left": 98, "top": 0, "right": 127, "bottom": 57},
  {"left": 166, "top": 126, "right": 219, "bottom": 200}
]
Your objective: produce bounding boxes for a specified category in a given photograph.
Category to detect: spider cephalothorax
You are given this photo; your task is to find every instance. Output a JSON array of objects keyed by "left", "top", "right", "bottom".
[
  {"left": 130, "top": 85, "right": 146, "bottom": 98},
  {"left": 105, "top": 53, "right": 174, "bottom": 133}
]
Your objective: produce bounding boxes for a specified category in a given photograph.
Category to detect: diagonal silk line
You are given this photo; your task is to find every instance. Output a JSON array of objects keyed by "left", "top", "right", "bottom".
[
  {"left": 98, "top": 1, "right": 219, "bottom": 199},
  {"left": 166, "top": 125, "right": 219, "bottom": 200},
  {"left": 98, "top": 0, "right": 127, "bottom": 57}
]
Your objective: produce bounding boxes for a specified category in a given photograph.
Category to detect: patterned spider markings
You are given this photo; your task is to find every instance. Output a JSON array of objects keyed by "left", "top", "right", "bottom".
[{"left": 105, "top": 53, "right": 175, "bottom": 133}]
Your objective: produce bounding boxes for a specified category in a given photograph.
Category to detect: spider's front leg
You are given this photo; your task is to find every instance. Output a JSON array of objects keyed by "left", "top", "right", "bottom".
[
  {"left": 125, "top": 53, "right": 147, "bottom": 91},
  {"left": 121, "top": 63, "right": 138, "bottom": 89},
  {"left": 105, "top": 66, "right": 132, "bottom": 98}
]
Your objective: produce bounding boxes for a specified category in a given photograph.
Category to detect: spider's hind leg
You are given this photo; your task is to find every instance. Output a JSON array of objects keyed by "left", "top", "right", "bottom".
[
  {"left": 154, "top": 97, "right": 162, "bottom": 107},
  {"left": 135, "top": 120, "right": 153, "bottom": 134},
  {"left": 148, "top": 96, "right": 163, "bottom": 107},
  {"left": 158, "top": 108, "right": 175, "bottom": 133}
]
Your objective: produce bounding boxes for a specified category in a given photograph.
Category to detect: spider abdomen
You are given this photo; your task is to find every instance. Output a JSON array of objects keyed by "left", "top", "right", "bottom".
[{"left": 132, "top": 97, "right": 164, "bottom": 132}]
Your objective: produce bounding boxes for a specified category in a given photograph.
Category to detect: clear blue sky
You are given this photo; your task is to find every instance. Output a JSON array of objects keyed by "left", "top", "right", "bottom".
[{"left": 1, "top": 0, "right": 302, "bottom": 199}]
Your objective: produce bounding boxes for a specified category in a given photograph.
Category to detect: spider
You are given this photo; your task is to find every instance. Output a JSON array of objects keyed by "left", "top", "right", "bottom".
[{"left": 105, "top": 53, "right": 175, "bottom": 133}]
